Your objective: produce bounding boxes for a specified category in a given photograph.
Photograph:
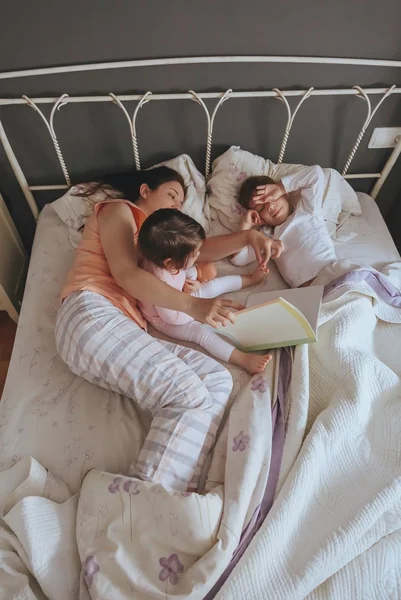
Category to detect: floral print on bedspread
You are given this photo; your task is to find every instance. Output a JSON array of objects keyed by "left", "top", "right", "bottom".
[{"left": 73, "top": 337, "right": 277, "bottom": 599}]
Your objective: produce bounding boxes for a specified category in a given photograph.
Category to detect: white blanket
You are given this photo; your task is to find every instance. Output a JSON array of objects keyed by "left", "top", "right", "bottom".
[
  {"left": 215, "top": 261, "right": 401, "bottom": 599},
  {"left": 2, "top": 262, "right": 401, "bottom": 599}
]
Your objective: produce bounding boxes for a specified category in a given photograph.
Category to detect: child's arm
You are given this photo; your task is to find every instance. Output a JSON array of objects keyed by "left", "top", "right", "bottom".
[
  {"left": 239, "top": 209, "right": 263, "bottom": 231},
  {"left": 279, "top": 165, "right": 325, "bottom": 212},
  {"left": 230, "top": 245, "right": 257, "bottom": 266},
  {"left": 230, "top": 210, "right": 262, "bottom": 265},
  {"left": 252, "top": 166, "right": 324, "bottom": 214},
  {"left": 147, "top": 267, "right": 194, "bottom": 326},
  {"left": 155, "top": 305, "right": 193, "bottom": 325}
]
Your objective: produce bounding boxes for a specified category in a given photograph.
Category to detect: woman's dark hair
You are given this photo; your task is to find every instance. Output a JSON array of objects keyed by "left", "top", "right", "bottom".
[
  {"left": 73, "top": 166, "right": 186, "bottom": 203},
  {"left": 138, "top": 208, "right": 205, "bottom": 270},
  {"left": 238, "top": 175, "right": 276, "bottom": 209}
]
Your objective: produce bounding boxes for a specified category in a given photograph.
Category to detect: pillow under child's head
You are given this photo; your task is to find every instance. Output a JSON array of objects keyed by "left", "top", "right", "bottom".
[{"left": 207, "top": 146, "right": 361, "bottom": 233}]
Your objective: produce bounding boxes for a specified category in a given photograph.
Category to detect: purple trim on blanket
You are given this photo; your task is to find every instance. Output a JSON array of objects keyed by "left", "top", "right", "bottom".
[
  {"left": 324, "top": 268, "right": 401, "bottom": 307},
  {"left": 204, "top": 348, "right": 292, "bottom": 600}
]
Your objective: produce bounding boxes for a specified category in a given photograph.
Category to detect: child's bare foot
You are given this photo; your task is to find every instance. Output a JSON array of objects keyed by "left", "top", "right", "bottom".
[
  {"left": 230, "top": 349, "right": 272, "bottom": 375},
  {"left": 241, "top": 266, "right": 268, "bottom": 289}
]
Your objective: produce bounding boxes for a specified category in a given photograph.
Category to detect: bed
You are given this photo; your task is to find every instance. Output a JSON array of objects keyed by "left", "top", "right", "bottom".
[{"left": 1, "top": 56, "right": 401, "bottom": 599}]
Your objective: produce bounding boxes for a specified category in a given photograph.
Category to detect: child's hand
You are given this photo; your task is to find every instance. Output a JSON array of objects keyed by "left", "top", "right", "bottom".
[
  {"left": 251, "top": 182, "right": 285, "bottom": 207},
  {"left": 183, "top": 279, "right": 202, "bottom": 294},
  {"left": 240, "top": 209, "right": 262, "bottom": 231}
]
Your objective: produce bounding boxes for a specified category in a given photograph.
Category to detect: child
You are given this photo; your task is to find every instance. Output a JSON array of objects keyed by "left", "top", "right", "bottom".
[
  {"left": 138, "top": 209, "right": 272, "bottom": 375},
  {"left": 231, "top": 165, "right": 336, "bottom": 287}
]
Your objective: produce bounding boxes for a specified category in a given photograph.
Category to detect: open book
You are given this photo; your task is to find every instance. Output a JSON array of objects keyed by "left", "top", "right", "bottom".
[{"left": 216, "top": 285, "right": 324, "bottom": 351}]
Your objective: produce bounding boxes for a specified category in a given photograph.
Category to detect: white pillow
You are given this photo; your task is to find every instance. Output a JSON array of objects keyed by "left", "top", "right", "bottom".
[
  {"left": 230, "top": 166, "right": 337, "bottom": 287},
  {"left": 274, "top": 211, "right": 337, "bottom": 287},
  {"left": 51, "top": 185, "right": 102, "bottom": 247},
  {"left": 51, "top": 154, "right": 209, "bottom": 247},
  {"left": 207, "top": 146, "right": 361, "bottom": 233},
  {"left": 151, "top": 154, "right": 209, "bottom": 231}
]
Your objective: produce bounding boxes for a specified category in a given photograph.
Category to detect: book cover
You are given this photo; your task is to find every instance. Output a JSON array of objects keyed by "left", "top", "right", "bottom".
[{"left": 216, "top": 285, "right": 324, "bottom": 351}]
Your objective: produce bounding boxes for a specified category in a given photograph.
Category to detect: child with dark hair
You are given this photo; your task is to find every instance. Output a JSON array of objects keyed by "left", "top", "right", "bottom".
[
  {"left": 231, "top": 166, "right": 334, "bottom": 289},
  {"left": 139, "top": 209, "right": 272, "bottom": 375}
]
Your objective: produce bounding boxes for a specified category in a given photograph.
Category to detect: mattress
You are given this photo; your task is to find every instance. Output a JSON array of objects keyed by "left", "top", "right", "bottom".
[
  {"left": 0, "top": 194, "right": 398, "bottom": 496},
  {"left": 0, "top": 206, "right": 255, "bottom": 494},
  {"left": 0, "top": 194, "right": 400, "bottom": 599},
  {"left": 334, "top": 192, "right": 400, "bottom": 266}
]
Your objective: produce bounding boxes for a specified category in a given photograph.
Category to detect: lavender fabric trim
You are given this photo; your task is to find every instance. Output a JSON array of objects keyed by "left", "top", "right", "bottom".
[
  {"left": 205, "top": 348, "right": 292, "bottom": 600},
  {"left": 324, "top": 268, "right": 401, "bottom": 308}
]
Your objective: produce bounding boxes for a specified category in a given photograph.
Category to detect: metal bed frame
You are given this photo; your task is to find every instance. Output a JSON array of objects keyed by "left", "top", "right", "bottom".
[{"left": 0, "top": 55, "right": 400, "bottom": 221}]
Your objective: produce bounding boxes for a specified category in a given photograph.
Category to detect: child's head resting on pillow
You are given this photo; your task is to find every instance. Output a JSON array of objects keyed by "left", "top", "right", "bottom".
[
  {"left": 239, "top": 175, "right": 292, "bottom": 227},
  {"left": 138, "top": 208, "right": 206, "bottom": 274}
]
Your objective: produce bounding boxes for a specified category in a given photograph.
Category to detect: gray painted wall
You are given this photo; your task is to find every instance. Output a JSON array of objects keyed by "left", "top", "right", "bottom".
[{"left": 1, "top": 0, "right": 400, "bottom": 250}]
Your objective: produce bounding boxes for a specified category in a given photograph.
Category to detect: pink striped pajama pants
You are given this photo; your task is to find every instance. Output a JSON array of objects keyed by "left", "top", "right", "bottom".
[{"left": 55, "top": 291, "right": 232, "bottom": 491}]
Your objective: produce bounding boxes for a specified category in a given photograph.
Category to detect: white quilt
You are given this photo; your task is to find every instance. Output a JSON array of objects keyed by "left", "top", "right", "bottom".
[{"left": 215, "top": 261, "right": 401, "bottom": 599}]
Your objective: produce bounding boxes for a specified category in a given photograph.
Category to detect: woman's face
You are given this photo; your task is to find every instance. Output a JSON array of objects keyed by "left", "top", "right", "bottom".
[{"left": 141, "top": 181, "right": 185, "bottom": 214}]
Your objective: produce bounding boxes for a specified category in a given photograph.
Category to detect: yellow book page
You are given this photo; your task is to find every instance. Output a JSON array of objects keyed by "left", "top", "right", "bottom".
[{"left": 217, "top": 298, "right": 316, "bottom": 350}]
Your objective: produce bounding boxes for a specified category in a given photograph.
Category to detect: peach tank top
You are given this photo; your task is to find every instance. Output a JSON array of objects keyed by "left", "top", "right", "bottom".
[{"left": 61, "top": 200, "right": 147, "bottom": 329}]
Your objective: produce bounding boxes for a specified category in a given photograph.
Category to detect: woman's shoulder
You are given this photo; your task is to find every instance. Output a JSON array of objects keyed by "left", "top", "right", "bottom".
[
  {"left": 95, "top": 199, "right": 147, "bottom": 230},
  {"left": 94, "top": 198, "right": 142, "bottom": 216}
]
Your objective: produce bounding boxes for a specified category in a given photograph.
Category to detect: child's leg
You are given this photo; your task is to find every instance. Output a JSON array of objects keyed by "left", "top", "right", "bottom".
[
  {"left": 157, "top": 320, "right": 272, "bottom": 376},
  {"left": 157, "top": 320, "right": 235, "bottom": 363},
  {"left": 192, "top": 268, "right": 266, "bottom": 300},
  {"left": 192, "top": 275, "right": 242, "bottom": 299}
]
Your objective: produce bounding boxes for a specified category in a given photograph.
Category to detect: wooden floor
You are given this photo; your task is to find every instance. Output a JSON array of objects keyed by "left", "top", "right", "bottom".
[{"left": 0, "top": 311, "right": 17, "bottom": 398}]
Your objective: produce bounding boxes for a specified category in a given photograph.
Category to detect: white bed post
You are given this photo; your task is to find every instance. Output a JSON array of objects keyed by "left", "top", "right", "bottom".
[
  {"left": 371, "top": 135, "right": 401, "bottom": 200},
  {"left": 0, "top": 120, "right": 39, "bottom": 220},
  {"left": 274, "top": 87, "right": 314, "bottom": 164},
  {"left": 342, "top": 86, "right": 396, "bottom": 177},
  {"left": 23, "top": 94, "right": 71, "bottom": 187},
  {"left": 189, "top": 89, "right": 232, "bottom": 179},
  {"left": 110, "top": 91, "right": 152, "bottom": 170}
]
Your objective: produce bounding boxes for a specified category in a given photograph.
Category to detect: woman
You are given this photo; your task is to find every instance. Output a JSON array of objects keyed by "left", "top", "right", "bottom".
[{"left": 55, "top": 167, "right": 282, "bottom": 491}]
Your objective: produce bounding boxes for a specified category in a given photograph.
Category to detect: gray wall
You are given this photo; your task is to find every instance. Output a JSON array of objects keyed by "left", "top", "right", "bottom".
[{"left": 1, "top": 0, "right": 401, "bottom": 251}]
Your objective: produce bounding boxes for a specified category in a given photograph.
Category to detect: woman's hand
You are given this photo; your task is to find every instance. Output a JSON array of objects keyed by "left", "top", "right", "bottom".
[
  {"left": 247, "top": 229, "right": 284, "bottom": 267},
  {"left": 186, "top": 296, "right": 245, "bottom": 328},
  {"left": 183, "top": 279, "right": 201, "bottom": 294},
  {"left": 251, "top": 182, "right": 285, "bottom": 208}
]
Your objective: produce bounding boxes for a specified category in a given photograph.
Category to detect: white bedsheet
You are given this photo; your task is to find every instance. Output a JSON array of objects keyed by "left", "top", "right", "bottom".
[
  {"left": 334, "top": 192, "right": 400, "bottom": 266},
  {"left": 0, "top": 195, "right": 400, "bottom": 599},
  {"left": 0, "top": 203, "right": 281, "bottom": 598},
  {"left": 0, "top": 206, "right": 268, "bottom": 493}
]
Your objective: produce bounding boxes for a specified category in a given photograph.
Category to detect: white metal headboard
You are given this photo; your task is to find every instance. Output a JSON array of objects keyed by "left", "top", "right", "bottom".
[{"left": 1, "top": 55, "right": 401, "bottom": 221}]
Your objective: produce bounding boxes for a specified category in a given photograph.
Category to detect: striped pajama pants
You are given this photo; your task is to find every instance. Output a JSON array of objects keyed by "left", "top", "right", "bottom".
[{"left": 55, "top": 291, "right": 233, "bottom": 491}]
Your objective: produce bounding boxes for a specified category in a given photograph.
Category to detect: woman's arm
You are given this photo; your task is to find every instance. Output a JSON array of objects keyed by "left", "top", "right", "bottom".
[
  {"left": 98, "top": 203, "right": 242, "bottom": 327},
  {"left": 199, "top": 229, "right": 283, "bottom": 266}
]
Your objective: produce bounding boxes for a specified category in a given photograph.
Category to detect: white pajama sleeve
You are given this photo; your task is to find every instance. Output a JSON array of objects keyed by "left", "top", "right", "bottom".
[
  {"left": 230, "top": 245, "right": 257, "bottom": 267},
  {"left": 280, "top": 165, "right": 325, "bottom": 213}
]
